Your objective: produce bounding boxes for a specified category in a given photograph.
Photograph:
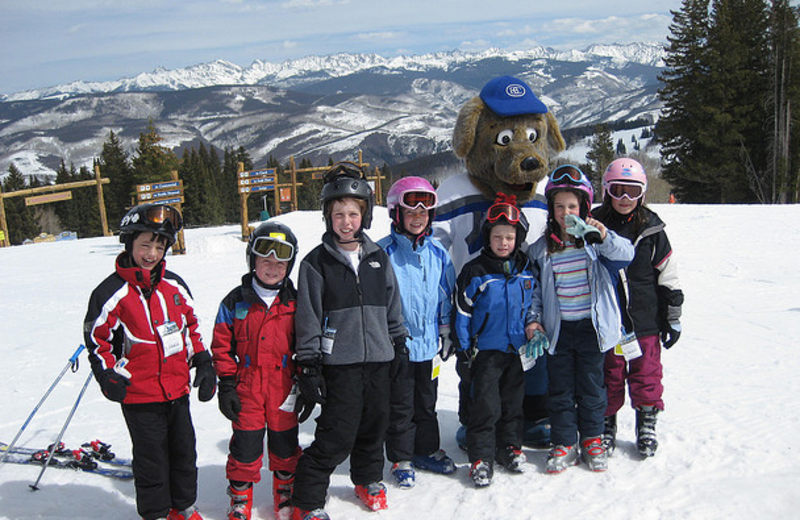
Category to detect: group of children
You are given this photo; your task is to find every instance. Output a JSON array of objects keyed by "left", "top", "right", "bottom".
[{"left": 82, "top": 158, "right": 683, "bottom": 520}]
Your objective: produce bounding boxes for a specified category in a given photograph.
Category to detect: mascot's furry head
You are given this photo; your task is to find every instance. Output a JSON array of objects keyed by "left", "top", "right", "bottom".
[{"left": 453, "top": 75, "right": 566, "bottom": 203}]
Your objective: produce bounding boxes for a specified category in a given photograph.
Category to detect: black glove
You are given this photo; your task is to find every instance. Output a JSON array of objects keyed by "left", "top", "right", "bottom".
[
  {"left": 217, "top": 377, "right": 241, "bottom": 421},
  {"left": 192, "top": 351, "right": 217, "bottom": 402},
  {"left": 295, "top": 364, "right": 326, "bottom": 423},
  {"left": 661, "top": 322, "right": 682, "bottom": 349},
  {"left": 390, "top": 337, "right": 409, "bottom": 380},
  {"left": 98, "top": 368, "right": 130, "bottom": 403}
]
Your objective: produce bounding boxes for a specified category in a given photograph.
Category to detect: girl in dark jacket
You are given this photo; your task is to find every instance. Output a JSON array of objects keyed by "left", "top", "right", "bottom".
[{"left": 593, "top": 158, "right": 684, "bottom": 459}]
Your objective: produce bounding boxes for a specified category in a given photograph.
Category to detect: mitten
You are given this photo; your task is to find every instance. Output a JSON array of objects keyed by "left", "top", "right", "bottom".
[
  {"left": 438, "top": 325, "right": 456, "bottom": 361},
  {"left": 390, "top": 336, "right": 410, "bottom": 380},
  {"left": 565, "top": 214, "right": 602, "bottom": 244},
  {"left": 192, "top": 351, "right": 217, "bottom": 402},
  {"left": 217, "top": 377, "right": 241, "bottom": 422},
  {"left": 98, "top": 368, "right": 130, "bottom": 403},
  {"left": 295, "top": 363, "right": 326, "bottom": 423}
]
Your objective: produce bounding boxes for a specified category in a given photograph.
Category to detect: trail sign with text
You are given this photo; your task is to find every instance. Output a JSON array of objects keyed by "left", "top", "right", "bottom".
[
  {"left": 238, "top": 168, "right": 276, "bottom": 193},
  {"left": 137, "top": 180, "right": 184, "bottom": 204}
]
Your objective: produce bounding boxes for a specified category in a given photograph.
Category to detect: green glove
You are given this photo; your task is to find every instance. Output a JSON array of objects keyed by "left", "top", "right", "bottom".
[{"left": 523, "top": 330, "right": 549, "bottom": 359}]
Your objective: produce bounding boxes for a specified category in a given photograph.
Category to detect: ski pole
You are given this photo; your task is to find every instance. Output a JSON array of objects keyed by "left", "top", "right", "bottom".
[
  {"left": 0, "top": 344, "right": 85, "bottom": 468},
  {"left": 29, "top": 370, "right": 93, "bottom": 491}
]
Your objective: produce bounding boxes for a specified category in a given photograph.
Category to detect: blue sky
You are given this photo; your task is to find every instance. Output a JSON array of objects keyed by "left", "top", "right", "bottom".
[{"left": 0, "top": 0, "right": 687, "bottom": 95}]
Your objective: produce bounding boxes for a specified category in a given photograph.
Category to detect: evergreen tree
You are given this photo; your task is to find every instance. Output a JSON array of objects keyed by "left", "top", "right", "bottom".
[
  {"left": 585, "top": 124, "right": 615, "bottom": 188},
  {"left": 2, "top": 164, "right": 40, "bottom": 244},
  {"left": 221, "top": 147, "right": 243, "bottom": 223},
  {"left": 71, "top": 165, "right": 102, "bottom": 238},
  {"left": 658, "top": 0, "right": 714, "bottom": 202},
  {"left": 131, "top": 120, "right": 178, "bottom": 185},
  {"left": 616, "top": 138, "right": 628, "bottom": 155},
  {"left": 99, "top": 130, "right": 133, "bottom": 227}
]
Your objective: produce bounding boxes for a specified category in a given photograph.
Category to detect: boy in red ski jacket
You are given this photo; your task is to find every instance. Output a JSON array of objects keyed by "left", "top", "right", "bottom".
[
  {"left": 84, "top": 203, "right": 216, "bottom": 520},
  {"left": 211, "top": 221, "right": 301, "bottom": 520}
]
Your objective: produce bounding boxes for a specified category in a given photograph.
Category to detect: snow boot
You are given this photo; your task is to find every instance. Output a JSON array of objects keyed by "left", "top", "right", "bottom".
[
  {"left": 545, "top": 445, "right": 579, "bottom": 474},
  {"left": 293, "top": 509, "right": 330, "bottom": 520},
  {"left": 469, "top": 459, "right": 493, "bottom": 488},
  {"left": 412, "top": 449, "right": 456, "bottom": 474},
  {"left": 354, "top": 481, "right": 388, "bottom": 511},
  {"left": 227, "top": 482, "right": 253, "bottom": 520},
  {"left": 601, "top": 414, "right": 617, "bottom": 456},
  {"left": 522, "top": 418, "right": 552, "bottom": 449},
  {"left": 636, "top": 405, "right": 659, "bottom": 457},
  {"left": 272, "top": 471, "right": 294, "bottom": 520},
  {"left": 580, "top": 437, "right": 608, "bottom": 472},
  {"left": 167, "top": 505, "right": 203, "bottom": 520},
  {"left": 496, "top": 445, "right": 526, "bottom": 473},
  {"left": 391, "top": 460, "right": 415, "bottom": 488}
]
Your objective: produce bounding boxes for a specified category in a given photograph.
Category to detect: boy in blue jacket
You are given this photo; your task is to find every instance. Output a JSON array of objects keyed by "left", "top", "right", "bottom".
[
  {"left": 378, "top": 176, "right": 457, "bottom": 489},
  {"left": 454, "top": 193, "right": 535, "bottom": 488}
]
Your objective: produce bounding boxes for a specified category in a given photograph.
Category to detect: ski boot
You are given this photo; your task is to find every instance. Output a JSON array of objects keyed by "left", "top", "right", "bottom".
[
  {"left": 391, "top": 460, "right": 415, "bottom": 488},
  {"left": 580, "top": 437, "right": 608, "bottom": 472},
  {"left": 412, "top": 449, "right": 456, "bottom": 474},
  {"left": 601, "top": 414, "right": 617, "bottom": 456},
  {"left": 294, "top": 509, "right": 329, "bottom": 520},
  {"left": 636, "top": 405, "right": 659, "bottom": 457},
  {"left": 354, "top": 481, "right": 388, "bottom": 511},
  {"left": 273, "top": 471, "right": 294, "bottom": 520},
  {"left": 167, "top": 505, "right": 203, "bottom": 520},
  {"left": 545, "top": 445, "right": 579, "bottom": 474},
  {"left": 227, "top": 481, "right": 253, "bottom": 520},
  {"left": 469, "top": 459, "right": 493, "bottom": 488},
  {"left": 496, "top": 445, "right": 526, "bottom": 473}
]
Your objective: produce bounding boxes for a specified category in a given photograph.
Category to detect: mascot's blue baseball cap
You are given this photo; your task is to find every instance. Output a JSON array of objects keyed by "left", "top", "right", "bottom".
[{"left": 479, "top": 75, "right": 548, "bottom": 116}]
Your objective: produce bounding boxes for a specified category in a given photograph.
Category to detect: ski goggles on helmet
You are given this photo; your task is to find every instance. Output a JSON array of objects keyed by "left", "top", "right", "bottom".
[
  {"left": 486, "top": 202, "right": 525, "bottom": 228},
  {"left": 399, "top": 190, "right": 438, "bottom": 211},
  {"left": 550, "top": 165, "right": 587, "bottom": 186},
  {"left": 251, "top": 233, "right": 295, "bottom": 261},
  {"left": 144, "top": 204, "right": 183, "bottom": 232},
  {"left": 605, "top": 181, "right": 645, "bottom": 201},
  {"left": 323, "top": 161, "right": 365, "bottom": 183}
]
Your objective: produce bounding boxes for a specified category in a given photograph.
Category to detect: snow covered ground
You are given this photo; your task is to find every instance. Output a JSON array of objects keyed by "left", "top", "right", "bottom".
[{"left": 1, "top": 204, "right": 799, "bottom": 520}]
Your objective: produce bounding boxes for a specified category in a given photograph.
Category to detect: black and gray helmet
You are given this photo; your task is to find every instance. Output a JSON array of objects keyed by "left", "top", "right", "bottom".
[
  {"left": 119, "top": 203, "right": 183, "bottom": 251},
  {"left": 319, "top": 161, "right": 374, "bottom": 232}
]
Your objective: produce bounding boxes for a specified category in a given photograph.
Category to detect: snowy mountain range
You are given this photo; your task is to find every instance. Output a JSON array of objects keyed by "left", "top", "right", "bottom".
[{"left": 0, "top": 43, "right": 666, "bottom": 179}]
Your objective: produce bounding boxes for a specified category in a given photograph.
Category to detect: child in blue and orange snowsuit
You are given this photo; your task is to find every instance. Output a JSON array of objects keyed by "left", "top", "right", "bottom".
[{"left": 211, "top": 221, "right": 302, "bottom": 520}]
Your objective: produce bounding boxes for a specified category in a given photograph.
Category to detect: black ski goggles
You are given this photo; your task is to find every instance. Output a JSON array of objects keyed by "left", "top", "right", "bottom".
[
  {"left": 251, "top": 234, "right": 295, "bottom": 261},
  {"left": 323, "top": 161, "right": 366, "bottom": 183},
  {"left": 144, "top": 204, "right": 183, "bottom": 232}
]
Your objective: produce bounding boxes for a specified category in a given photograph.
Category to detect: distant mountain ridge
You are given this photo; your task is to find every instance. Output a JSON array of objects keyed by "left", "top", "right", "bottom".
[{"left": 0, "top": 43, "right": 666, "bottom": 179}]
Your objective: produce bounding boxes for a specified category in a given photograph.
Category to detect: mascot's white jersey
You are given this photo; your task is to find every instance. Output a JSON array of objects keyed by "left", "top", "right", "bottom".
[{"left": 433, "top": 171, "right": 548, "bottom": 272}]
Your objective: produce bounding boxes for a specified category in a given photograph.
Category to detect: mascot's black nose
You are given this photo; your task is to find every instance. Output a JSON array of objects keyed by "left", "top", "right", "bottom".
[{"left": 521, "top": 157, "right": 541, "bottom": 171}]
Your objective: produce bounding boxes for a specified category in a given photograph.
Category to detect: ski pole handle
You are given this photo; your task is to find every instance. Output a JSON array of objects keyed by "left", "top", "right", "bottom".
[{"left": 69, "top": 344, "right": 86, "bottom": 365}]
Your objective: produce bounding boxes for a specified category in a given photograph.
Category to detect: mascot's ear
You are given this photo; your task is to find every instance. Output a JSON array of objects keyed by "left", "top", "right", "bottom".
[
  {"left": 453, "top": 96, "right": 485, "bottom": 159},
  {"left": 546, "top": 112, "right": 566, "bottom": 154}
]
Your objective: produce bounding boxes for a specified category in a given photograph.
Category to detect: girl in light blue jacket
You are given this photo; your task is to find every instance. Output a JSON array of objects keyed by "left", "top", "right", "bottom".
[
  {"left": 378, "top": 177, "right": 456, "bottom": 488},
  {"left": 525, "top": 166, "right": 633, "bottom": 475}
]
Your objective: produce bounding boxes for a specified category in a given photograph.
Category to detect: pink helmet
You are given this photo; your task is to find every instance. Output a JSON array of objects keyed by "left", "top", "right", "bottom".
[
  {"left": 602, "top": 158, "right": 647, "bottom": 201},
  {"left": 386, "top": 176, "right": 438, "bottom": 231}
]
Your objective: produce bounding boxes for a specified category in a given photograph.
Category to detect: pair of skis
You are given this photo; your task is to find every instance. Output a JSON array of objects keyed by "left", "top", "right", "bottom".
[{"left": 1, "top": 440, "right": 133, "bottom": 480}]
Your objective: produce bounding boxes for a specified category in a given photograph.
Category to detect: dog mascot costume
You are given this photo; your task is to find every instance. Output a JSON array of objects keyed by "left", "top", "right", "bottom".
[{"left": 432, "top": 75, "right": 566, "bottom": 447}]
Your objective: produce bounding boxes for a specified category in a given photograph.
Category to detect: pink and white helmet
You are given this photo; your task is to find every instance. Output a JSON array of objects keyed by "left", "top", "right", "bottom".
[
  {"left": 602, "top": 158, "right": 648, "bottom": 202},
  {"left": 386, "top": 176, "right": 438, "bottom": 231}
]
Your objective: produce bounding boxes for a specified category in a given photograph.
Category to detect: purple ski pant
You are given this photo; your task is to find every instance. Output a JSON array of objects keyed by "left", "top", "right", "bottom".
[{"left": 604, "top": 334, "right": 664, "bottom": 415}]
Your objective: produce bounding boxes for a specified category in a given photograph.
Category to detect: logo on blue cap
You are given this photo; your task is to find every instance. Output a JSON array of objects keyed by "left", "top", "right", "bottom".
[{"left": 480, "top": 75, "right": 548, "bottom": 117}]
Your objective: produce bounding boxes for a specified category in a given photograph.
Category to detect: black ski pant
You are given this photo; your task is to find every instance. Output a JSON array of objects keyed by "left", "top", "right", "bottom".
[
  {"left": 386, "top": 359, "right": 441, "bottom": 462},
  {"left": 292, "top": 362, "right": 391, "bottom": 512},
  {"left": 122, "top": 395, "right": 197, "bottom": 520},
  {"left": 547, "top": 319, "right": 607, "bottom": 446},
  {"left": 466, "top": 350, "right": 524, "bottom": 463}
]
